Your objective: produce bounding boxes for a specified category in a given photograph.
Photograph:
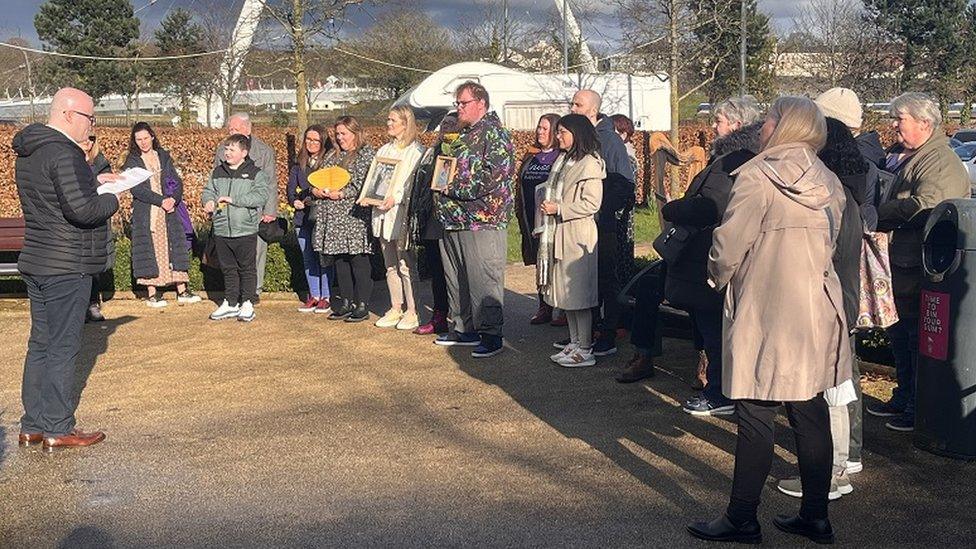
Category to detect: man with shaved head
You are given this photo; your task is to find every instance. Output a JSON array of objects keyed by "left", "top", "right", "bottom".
[
  {"left": 214, "top": 112, "right": 278, "bottom": 297},
  {"left": 570, "top": 89, "right": 636, "bottom": 357},
  {"left": 13, "top": 87, "right": 121, "bottom": 450}
]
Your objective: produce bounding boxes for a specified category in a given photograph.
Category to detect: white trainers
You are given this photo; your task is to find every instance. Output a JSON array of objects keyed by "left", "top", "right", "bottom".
[
  {"left": 146, "top": 296, "right": 168, "bottom": 308},
  {"left": 209, "top": 300, "right": 240, "bottom": 320},
  {"left": 375, "top": 309, "right": 404, "bottom": 328},
  {"left": 237, "top": 300, "right": 255, "bottom": 322},
  {"left": 558, "top": 347, "right": 596, "bottom": 368},
  {"left": 845, "top": 460, "right": 863, "bottom": 474},
  {"left": 396, "top": 311, "right": 420, "bottom": 331},
  {"left": 550, "top": 343, "right": 578, "bottom": 363},
  {"left": 177, "top": 291, "right": 202, "bottom": 304}
]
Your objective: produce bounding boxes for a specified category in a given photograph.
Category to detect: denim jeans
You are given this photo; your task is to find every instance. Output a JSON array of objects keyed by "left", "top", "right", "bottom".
[
  {"left": 297, "top": 225, "right": 330, "bottom": 299},
  {"left": 21, "top": 273, "right": 92, "bottom": 437},
  {"left": 887, "top": 317, "right": 919, "bottom": 419}
]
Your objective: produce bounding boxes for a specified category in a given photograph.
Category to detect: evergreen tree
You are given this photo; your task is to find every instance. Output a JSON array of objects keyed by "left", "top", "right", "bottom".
[
  {"left": 34, "top": 0, "right": 140, "bottom": 102},
  {"left": 152, "top": 8, "right": 206, "bottom": 126},
  {"left": 694, "top": 0, "right": 776, "bottom": 103},
  {"left": 864, "top": 0, "right": 967, "bottom": 109}
]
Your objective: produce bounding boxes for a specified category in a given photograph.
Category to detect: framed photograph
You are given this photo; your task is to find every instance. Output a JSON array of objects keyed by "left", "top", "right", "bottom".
[
  {"left": 431, "top": 155, "right": 457, "bottom": 192},
  {"left": 361, "top": 157, "right": 399, "bottom": 206},
  {"left": 532, "top": 182, "right": 548, "bottom": 235}
]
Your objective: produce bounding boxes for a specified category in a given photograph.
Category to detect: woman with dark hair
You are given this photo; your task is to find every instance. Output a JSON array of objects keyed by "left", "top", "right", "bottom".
[
  {"left": 123, "top": 121, "right": 199, "bottom": 307},
  {"left": 407, "top": 113, "right": 459, "bottom": 335},
  {"left": 288, "top": 124, "right": 333, "bottom": 313},
  {"left": 540, "top": 113, "right": 605, "bottom": 367},
  {"left": 516, "top": 113, "right": 563, "bottom": 325},
  {"left": 311, "top": 115, "right": 376, "bottom": 323},
  {"left": 80, "top": 133, "right": 113, "bottom": 322},
  {"left": 776, "top": 116, "right": 866, "bottom": 502}
]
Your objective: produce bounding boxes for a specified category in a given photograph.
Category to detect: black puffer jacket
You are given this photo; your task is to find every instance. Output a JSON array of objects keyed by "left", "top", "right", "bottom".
[
  {"left": 662, "top": 122, "right": 761, "bottom": 311},
  {"left": 123, "top": 148, "right": 190, "bottom": 278},
  {"left": 13, "top": 124, "right": 119, "bottom": 276}
]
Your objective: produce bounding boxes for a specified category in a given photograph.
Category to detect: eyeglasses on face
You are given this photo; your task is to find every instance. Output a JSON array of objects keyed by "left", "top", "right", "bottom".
[
  {"left": 67, "top": 110, "right": 96, "bottom": 126},
  {"left": 87, "top": 135, "right": 97, "bottom": 143},
  {"left": 453, "top": 98, "right": 479, "bottom": 108}
]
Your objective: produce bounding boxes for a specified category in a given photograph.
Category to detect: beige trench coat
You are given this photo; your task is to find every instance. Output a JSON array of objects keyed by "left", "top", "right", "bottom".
[
  {"left": 545, "top": 153, "right": 605, "bottom": 311},
  {"left": 708, "top": 143, "right": 853, "bottom": 402}
]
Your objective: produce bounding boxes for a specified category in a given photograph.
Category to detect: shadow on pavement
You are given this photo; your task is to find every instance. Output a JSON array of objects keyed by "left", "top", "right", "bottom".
[
  {"left": 73, "top": 315, "right": 137, "bottom": 409},
  {"left": 56, "top": 526, "right": 115, "bottom": 549}
]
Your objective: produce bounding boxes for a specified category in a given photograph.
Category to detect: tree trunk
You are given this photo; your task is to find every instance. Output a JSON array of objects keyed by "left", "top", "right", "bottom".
[
  {"left": 293, "top": 0, "right": 308, "bottom": 133},
  {"left": 667, "top": 0, "right": 682, "bottom": 199}
]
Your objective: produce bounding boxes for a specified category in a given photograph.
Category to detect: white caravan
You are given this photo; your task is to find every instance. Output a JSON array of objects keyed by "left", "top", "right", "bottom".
[{"left": 394, "top": 62, "right": 672, "bottom": 132}]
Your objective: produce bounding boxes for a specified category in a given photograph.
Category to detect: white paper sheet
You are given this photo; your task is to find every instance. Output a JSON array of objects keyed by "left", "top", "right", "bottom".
[{"left": 96, "top": 167, "right": 153, "bottom": 195}]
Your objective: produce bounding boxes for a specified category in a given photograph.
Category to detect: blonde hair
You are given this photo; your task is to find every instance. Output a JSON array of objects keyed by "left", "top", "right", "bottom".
[
  {"left": 764, "top": 96, "right": 827, "bottom": 151},
  {"left": 389, "top": 105, "right": 419, "bottom": 148},
  {"left": 334, "top": 115, "right": 364, "bottom": 151}
]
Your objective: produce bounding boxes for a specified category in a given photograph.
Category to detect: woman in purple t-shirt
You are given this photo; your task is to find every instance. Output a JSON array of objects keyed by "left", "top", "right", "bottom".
[{"left": 515, "top": 113, "right": 562, "bottom": 325}]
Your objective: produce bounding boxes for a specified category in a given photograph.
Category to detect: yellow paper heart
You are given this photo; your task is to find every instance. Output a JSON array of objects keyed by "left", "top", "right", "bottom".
[{"left": 308, "top": 166, "right": 351, "bottom": 191}]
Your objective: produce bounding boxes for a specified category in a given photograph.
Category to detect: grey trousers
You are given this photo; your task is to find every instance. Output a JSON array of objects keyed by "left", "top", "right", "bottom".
[
  {"left": 440, "top": 229, "right": 506, "bottom": 337},
  {"left": 255, "top": 236, "right": 268, "bottom": 293},
  {"left": 848, "top": 349, "right": 863, "bottom": 462}
]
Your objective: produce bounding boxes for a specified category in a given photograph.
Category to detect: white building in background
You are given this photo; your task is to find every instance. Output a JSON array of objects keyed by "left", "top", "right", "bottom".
[{"left": 395, "top": 61, "right": 672, "bottom": 131}]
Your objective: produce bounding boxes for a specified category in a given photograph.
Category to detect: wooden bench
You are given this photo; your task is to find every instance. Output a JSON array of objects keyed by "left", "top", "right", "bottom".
[{"left": 0, "top": 217, "right": 25, "bottom": 276}]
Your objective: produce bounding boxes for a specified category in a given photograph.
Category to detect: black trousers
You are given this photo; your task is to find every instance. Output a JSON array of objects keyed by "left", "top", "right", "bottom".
[
  {"left": 727, "top": 397, "right": 832, "bottom": 524},
  {"left": 630, "top": 262, "right": 665, "bottom": 356},
  {"left": 423, "top": 240, "right": 449, "bottom": 313},
  {"left": 334, "top": 253, "right": 373, "bottom": 304},
  {"left": 215, "top": 233, "right": 258, "bottom": 305},
  {"left": 596, "top": 229, "right": 621, "bottom": 342},
  {"left": 21, "top": 273, "right": 92, "bottom": 437}
]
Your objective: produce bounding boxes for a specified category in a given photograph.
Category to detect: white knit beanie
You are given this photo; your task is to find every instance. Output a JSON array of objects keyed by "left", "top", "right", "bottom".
[{"left": 815, "top": 87, "right": 863, "bottom": 129}]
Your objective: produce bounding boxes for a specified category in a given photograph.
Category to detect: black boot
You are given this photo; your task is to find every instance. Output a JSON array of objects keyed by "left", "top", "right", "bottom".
[
  {"left": 773, "top": 514, "right": 834, "bottom": 544},
  {"left": 328, "top": 298, "right": 352, "bottom": 320},
  {"left": 86, "top": 303, "right": 105, "bottom": 322},
  {"left": 687, "top": 515, "right": 762, "bottom": 544},
  {"left": 345, "top": 302, "right": 369, "bottom": 322}
]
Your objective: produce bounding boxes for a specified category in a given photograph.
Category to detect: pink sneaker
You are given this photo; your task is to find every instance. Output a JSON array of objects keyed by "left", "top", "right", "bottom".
[
  {"left": 314, "top": 297, "right": 331, "bottom": 314},
  {"left": 414, "top": 310, "right": 449, "bottom": 335},
  {"left": 298, "top": 297, "right": 318, "bottom": 312}
]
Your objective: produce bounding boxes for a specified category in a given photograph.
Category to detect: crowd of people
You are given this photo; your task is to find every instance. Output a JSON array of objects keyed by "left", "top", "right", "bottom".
[{"left": 12, "top": 81, "right": 970, "bottom": 545}]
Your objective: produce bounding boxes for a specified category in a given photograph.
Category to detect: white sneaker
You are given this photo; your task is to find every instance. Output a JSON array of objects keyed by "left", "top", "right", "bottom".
[
  {"left": 396, "top": 311, "right": 420, "bottom": 331},
  {"left": 177, "top": 291, "right": 202, "bottom": 304},
  {"left": 550, "top": 343, "right": 578, "bottom": 363},
  {"left": 146, "top": 296, "right": 168, "bottom": 308},
  {"left": 845, "top": 460, "right": 863, "bottom": 474},
  {"left": 237, "top": 300, "right": 255, "bottom": 322},
  {"left": 558, "top": 347, "right": 596, "bottom": 368},
  {"left": 375, "top": 309, "right": 404, "bottom": 328},
  {"left": 209, "top": 300, "right": 239, "bottom": 320}
]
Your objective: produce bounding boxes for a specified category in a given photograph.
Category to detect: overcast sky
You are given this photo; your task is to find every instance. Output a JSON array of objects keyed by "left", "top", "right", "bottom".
[{"left": 2, "top": 0, "right": 809, "bottom": 49}]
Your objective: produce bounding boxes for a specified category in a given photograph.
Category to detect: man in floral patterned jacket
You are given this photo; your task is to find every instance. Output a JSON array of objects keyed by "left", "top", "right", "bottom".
[{"left": 433, "top": 81, "right": 516, "bottom": 358}]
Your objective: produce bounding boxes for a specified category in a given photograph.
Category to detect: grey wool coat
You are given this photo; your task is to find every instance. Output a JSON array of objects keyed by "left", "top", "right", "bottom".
[
  {"left": 544, "top": 153, "right": 606, "bottom": 311},
  {"left": 123, "top": 148, "right": 190, "bottom": 279}
]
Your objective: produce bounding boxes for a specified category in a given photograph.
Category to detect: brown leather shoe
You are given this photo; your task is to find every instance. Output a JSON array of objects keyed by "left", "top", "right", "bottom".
[
  {"left": 616, "top": 354, "right": 656, "bottom": 383},
  {"left": 43, "top": 429, "right": 106, "bottom": 450},
  {"left": 18, "top": 432, "right": 42, "bottom": 446}
]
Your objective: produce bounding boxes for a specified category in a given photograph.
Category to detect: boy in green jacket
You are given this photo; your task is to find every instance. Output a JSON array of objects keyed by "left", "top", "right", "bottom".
[{"left": 202, "top": 134, "right": 270, "bottom": 322}]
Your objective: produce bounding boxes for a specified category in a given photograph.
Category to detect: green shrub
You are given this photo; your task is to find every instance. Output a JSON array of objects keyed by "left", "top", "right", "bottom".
[{"left": 112, "top": 235, "right": 133, "bottom": 291}]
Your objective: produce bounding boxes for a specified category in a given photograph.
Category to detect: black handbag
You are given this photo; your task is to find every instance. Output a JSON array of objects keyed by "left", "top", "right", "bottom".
[
  {"left": 652, "top": 223, "right": 698, "bottom": 264},
  {"left": 201, "top": 224, "right": 220, "bottom": 269},
  {"left": 258, "top": 217, "right": 288, "bottom": 243}
]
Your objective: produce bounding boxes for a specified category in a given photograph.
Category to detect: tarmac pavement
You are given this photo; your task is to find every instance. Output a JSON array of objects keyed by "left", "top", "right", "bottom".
[{"left": 0, "top": 263, "right": 974, "bottom": 548}]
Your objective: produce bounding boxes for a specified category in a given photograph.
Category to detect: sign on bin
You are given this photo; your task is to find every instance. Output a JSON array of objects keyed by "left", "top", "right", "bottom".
[{"left": 920, "top": 290, "right": 950, "bottom": 360}]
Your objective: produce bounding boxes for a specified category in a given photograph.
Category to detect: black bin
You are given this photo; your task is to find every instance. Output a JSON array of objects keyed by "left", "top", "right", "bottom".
[{"left": 916, "top": 199, "right": 976, "bottom": 459}]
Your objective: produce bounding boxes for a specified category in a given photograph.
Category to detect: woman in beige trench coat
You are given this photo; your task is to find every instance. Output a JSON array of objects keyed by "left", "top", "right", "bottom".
[
  {"left": 688, "top": 97, "right": 852, "bottom": 545},
  {"left": 539, "top": 114, "right": 605, "bottom": 368}
]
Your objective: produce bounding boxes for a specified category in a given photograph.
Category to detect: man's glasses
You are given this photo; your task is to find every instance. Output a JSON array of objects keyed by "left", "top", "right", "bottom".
[
  {"left": 67, "top": 110, "right": 96, "bottom": 126},
  {"left": 88, "top": 135, "right": 97, "bottom": 143},
  {"left": 453, "top": 98, "right": 478, "bottom": 108}
]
